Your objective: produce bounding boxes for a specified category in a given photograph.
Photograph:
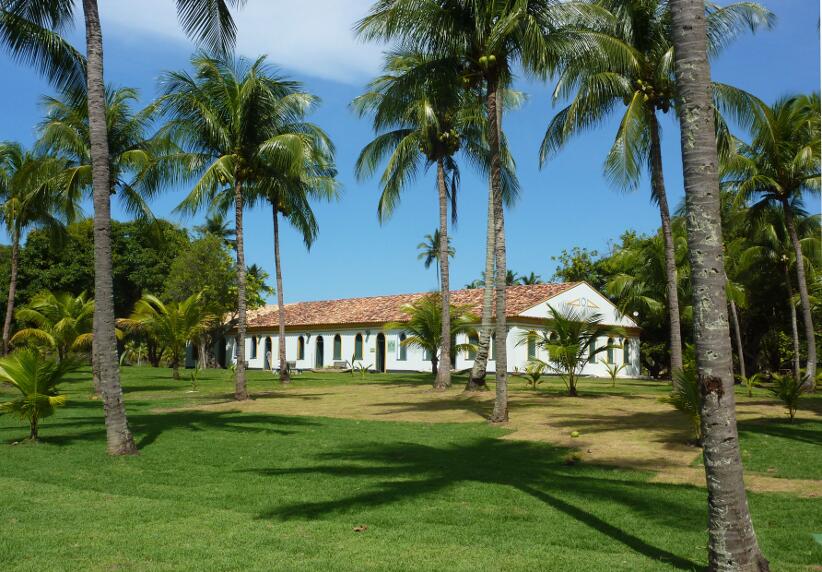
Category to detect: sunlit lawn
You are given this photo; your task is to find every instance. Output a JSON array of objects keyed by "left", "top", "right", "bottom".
[{"left": 0, "top": 367, "right": 819, "bottom": 571}]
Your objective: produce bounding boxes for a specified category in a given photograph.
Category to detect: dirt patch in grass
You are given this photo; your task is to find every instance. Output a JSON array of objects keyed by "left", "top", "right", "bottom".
[{"left": 168, "top": 381, "right": 821, "bottom": 496}]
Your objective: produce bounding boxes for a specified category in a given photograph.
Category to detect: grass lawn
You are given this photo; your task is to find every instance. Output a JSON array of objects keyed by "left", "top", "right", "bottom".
[{"left": 0, "top": 367, "right": 819, "bottom": 571}]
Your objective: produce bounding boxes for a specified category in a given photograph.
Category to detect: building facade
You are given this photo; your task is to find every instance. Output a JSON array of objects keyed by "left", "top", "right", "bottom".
[{"left": 218, "top": 282, "right": 641, "bottom": 378}]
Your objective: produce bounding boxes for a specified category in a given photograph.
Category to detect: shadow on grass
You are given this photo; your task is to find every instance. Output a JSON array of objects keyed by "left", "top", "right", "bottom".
[
  {"left": 737, "top": 418, "right": 821, "bottom": 446},
  {"left": 245, "top": 438, "right": 702, "bottom": 571},
  {"left": 27, "top": 410, "right": 315, "bottom": 449}
]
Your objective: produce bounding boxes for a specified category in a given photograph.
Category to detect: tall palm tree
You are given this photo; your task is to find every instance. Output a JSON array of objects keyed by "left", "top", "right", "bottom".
[
  {"left": 358, "top": 0, "right": 584, "bottom": 419},
  {"left": 740, "top": 206, "right": 820, "bottom": 382},
  {"left": 0, "top": 142, "right": 71, "bottom": 355},
  {"left": 669, "top": 0, "right": 768, "bottom": 567},
  {"left": 11, "top": 290, "right": 94, "bottom": 360},
  {"left": 354, "top": 50, "right": 483, "bottom": 390},
  {"left": 161, "top": 53, "right": 323, "bottom": 398},
  {"left": 0, "top": 0, "right": 244, "bottom": 456},
  {"left": 540, "top": 0, "right": 773, "bottom": 382},
  {"left": 119, "top": 293, "right": 213, "bottom": 381},
  {"left": 518, "top": 272, "right": 544, "bottom": 285},
  {"left": 724, "top": 94, "right": 821, "bottom": 387},
  {"left": 417, "top": 229, "right": 455, "bottom": 283}
]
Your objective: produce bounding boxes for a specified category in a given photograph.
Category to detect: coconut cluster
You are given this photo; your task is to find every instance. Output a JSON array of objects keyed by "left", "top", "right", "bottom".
[{"left": 624, "top": 78, "right": 673, "bottom": 113}]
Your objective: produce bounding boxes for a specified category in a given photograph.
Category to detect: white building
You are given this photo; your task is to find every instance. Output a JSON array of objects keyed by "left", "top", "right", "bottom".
[{"left": 219, "top": 282, "right": 641, "bottom": 377}]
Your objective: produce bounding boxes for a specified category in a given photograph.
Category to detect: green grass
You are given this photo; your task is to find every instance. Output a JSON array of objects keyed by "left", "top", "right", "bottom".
[{"left": 0, "top": 368, "right": 819, "bottom": 571}]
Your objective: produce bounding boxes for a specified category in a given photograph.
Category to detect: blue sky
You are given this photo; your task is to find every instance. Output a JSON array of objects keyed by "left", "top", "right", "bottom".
[{"left": 1, "top": 0, "right": 819, "bottom": 304}]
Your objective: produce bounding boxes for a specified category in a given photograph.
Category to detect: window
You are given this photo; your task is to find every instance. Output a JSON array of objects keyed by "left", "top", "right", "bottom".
[
  {"left": 250, "top": 336, "right": 258, "bottom": 359},
  {"left": 467, "top": 333, "right": 479, "bottom": 360},
  {"left": 607, "top": 337, "right": 615, "bottom": 364},
  {"left": 623, "top": 338, "right": 630, "bottom": 365},
  {"left": 588, "top": 338, "right": 597, "bottom": 363},
  {"left": 398, "top": 333, "right": 407, "bottom": 361},
  {"left": 297, "top": 336, "right": 305, "bottom": 360},
  {"left": 333, "top": 334, "right": 342, "bottom": 361},
  {"left": 489, "top": 334, "right": 495, "bottom": 360},
  {"left": 354, "top": 334, "right": 363, "bottom": 360},
  {"left": 233, "top": 337, "right": 238, "bottom": 358},
  {"left": 527, "top": 334, "right": 536, "bottom": 360}
]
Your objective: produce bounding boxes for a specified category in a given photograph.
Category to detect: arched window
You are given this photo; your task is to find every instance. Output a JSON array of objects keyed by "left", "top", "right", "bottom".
[
  {"left": 607, "top": 337, "right": 615, "bottom": 364},
  {"left": 398, "top": 333, "right": 407, "bottom": 361},
  {"left": 297, "top": 336, "right": 305, "bottom": 360},
  {"left": 233, "top": 337, "right": 239, "bottom": 358},
  {"left": 467, "top": 332, "right": 479, "bottom": 360},
  {"left": 250, "top": 336, "right": 258, "bottom": 359},
  {"left": 527, "top": 334, "right": 536, "bottom": 360},
  {"left": 623, "top": 338, "right": 630, "bottom": 365},
  {"left": 489, "top": 333, "right": 495, "bottom": 360},
  {"left": 354, "top": 333, "right": 363, "bottom": 360},
  {"left": 333, "top": 334, "right": 342, "bottom": 361},
  {"left": 588, "top": 337, "right": 597, "bottom": 363}
]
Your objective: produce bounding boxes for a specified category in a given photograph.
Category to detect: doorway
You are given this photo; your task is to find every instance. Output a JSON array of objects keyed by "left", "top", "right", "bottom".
[
  {"left": 315, "top": 336, "right": 324, "bottom": 369},
  {"left": 264, "top": 337, "right": 273, "bottom": 370},
  {"left": 376, "top": 333, "right": 386, "bottom": 372}
]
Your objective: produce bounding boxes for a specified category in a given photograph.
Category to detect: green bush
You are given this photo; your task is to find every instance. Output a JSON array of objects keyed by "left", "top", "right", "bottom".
[
  {"left": 766, "top": 372, "right": 805, "bottom": 421},
  {"left": 665, "top": 367, "right": 702, "bottom": 443}
]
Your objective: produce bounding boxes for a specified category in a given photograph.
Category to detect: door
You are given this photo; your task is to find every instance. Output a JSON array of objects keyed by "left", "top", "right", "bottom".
[
  {"left": 315, "top": 336, "right": 324, "bottom": 368},
  {"left": 264, "top": 337, "right": 273, "bottom": 369},
  {"left": 376, "top": 333, "right": 386, "bottom": 372}
]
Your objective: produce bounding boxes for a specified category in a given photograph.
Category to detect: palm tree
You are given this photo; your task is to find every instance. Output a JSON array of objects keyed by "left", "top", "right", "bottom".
[
  {"left": 724, "top": 94, "right": 821, "bottom": 387},
  {"left": 385, "top": 293, "right": 476, "bottom": 376},
  {"left": 354, "top": 50, "right": 483, "bottom": 390},
  {"left": 417, "top": 229, "right": 455, "bottom": 283},
  {"left": 0, "top": 348, "right": 80, "bottom": 441},
  {"left": 541, "top": 0, "right": 773, "bottom": 382},
  {"left": 194, "top": 210, "right": 236, "bottom": 250},
  {"left": 119, "top": 293, "right": 213, "bottom": 381},
  {"left": 1, "top": 0, "right": 244, "bottom": 456},
  {"left": 357, "top": 0, "right": 566, "bottom": 417},
  {"left": 0, "top": 142, "right": 72, "bottom": 355},
  {"left": 740, "top": 206, "right": 820, "bottom": 382},
  {"left": 520, "top": 305, "right": 622, "bottom": 397},
  {"left": 518, "top": 272, "right": 544, "bottom": 285},
  {"left": 161, "top": 53, "right": 328, "bottom": 397},
  {"left": 669, "top": 0, "right": 768, "bottom": 566},
  {"left": 11, "top": 291, "right": 94, "bottom": 361}
]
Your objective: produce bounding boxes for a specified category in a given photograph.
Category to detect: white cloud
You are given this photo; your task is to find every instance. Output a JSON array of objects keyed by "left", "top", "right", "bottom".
[{"left": 99, "top": 0, "right": 384, "bottom": 84}]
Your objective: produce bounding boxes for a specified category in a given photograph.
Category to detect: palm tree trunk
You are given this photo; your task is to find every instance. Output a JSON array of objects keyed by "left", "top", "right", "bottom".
[
  {"left": 466, "top": 178, "right": 494, "bottom": 391},
  {"left": 82, "top": 0, "right": 137, "bottom": 456},
  {"left": 669, "top": 2, "right": 769, "bottom": 568},
  {"left": 784, "top": 264, "right": 801, "bottom": 382},
  {"left": 648, "top": 112, "right": 684, "bottom": 383},
  {"left": 783, "top": 201, "right": 816, "bottom": 389},
  {"left": 434, "top": 158, "right": 451, "bottom": 390},
  {"left": 431, "top": 354, "right": 438, "bottom": 376},
  {"left": 29, "top": 416, "right": 37, "bottom": 441},
  {"left": 2, "top": 231, "right": 19, "bottom": 355},
  {"left": 487, "top": 74, "right": 508, "bottom": 423},
  {"left": 272, "top": 206, "right": 290, "bottom": 384},
  {"left": 233, "top": 179, "right": 248, "bottom": 400},
  {"left": 729, "top": 299, "right": 746, "bottom": 380}
]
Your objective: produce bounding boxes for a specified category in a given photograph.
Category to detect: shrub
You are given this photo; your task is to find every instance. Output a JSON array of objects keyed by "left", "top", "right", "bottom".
[
  {"left": 524, "top": 360, "right": 546, "bottom": 389},
  {"left": 665, "top": 367, "right": 702, "bottom": 443},
  {"left": 766, "top": 372, "right": 805, "bottom": 421}
]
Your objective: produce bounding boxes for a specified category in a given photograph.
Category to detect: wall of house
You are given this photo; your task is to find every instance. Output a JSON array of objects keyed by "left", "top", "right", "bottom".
[{"left": 220, "top": 324, "right": 640, "bottom": 378}]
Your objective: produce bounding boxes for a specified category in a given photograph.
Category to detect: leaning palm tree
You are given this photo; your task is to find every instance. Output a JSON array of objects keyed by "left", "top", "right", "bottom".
[
  {"left": 119, "top": 293, "right": 213, "bottom": 381},
  {"left": 0, "top": 348, "right": 80, "bottom": 441},
  {"left": 724, "top": 93, "right": 821, "bottom": 387},
  {"left": 417, "top": 229, "right": 455, "bottom": 283},
  {"left": 161, "top": 53, "right": 327, "bottom": 397},
  {"left": 11, "top": 290, "right": 94, "bottom": 361},
  {"left": 355, "top": 50, "right": 483, "bottom": 390},
  {"left": 669, "top": 0, "right": 769, "bottom": 566},
  {"left": 540, "top": 0, "right": 773, "bottom": 382},
  {"left": 0, "top": 0, "right": 244, "bottom": 456},
  {"left": 0, "top": 142, "right": 72, "bottom": 355},
  {"left": 358, "top": 0, "right": 582, "bottom": 419},
  {"left": 740, "top": 206, "right": 820, "bottom": 383},
  {"left": 385, "top": 294, "right": 476, "bottom": 376}
]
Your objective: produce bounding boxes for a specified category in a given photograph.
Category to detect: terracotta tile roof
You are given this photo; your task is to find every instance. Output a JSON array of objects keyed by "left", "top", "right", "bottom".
[{"left": 246, "top": 283, "right": 578, "bottom": 330}]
